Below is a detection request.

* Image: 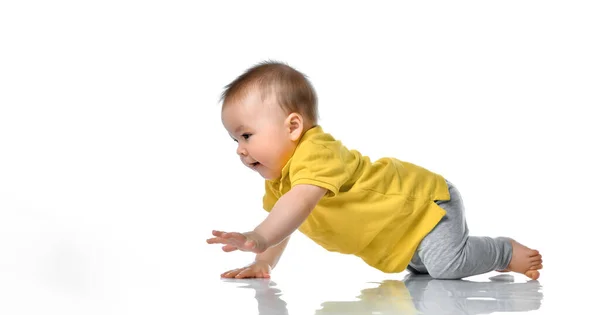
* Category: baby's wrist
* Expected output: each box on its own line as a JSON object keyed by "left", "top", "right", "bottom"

{"left": 242, "top": 231, "right": 269, "bottom": 252}
{"left": 253, "top": 259, "right": 274, "bottom": 268}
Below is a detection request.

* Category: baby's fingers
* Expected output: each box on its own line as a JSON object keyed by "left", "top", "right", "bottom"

{"left": 221, "top": 268, "right": 241, "bottom": 278}
{"left": 222, "top": 244, "right": 239, "bottom": 252}
{"left": 235, "top": 268, "right": 256, "bottom": 279}
{"left": 212, "top": 230, "right": 227, "bottom": 237}
{"left": 206, "top": 237, "right": 224, "bottom": 244}
{"left": 221, "top": 232, "right": 248, "bottom": 243}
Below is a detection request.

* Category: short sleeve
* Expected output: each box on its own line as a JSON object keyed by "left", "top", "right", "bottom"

{"left": 262, "top": 180, "right": 279, "bottom": 212}
{"left": 288, "top": 140, "right": 351, "bottom": 196}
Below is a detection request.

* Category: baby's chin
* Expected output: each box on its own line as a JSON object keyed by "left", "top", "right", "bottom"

{"left": 257, "top": 169, "right": 281, "bottom": 181}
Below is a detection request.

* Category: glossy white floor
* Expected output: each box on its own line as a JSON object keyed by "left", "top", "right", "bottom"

{"left": 216, "top": 273, "right": 544, "bottom": 315}
{"left": 0, "top": 212, "right": 596, "bottom": 315}
{"left": 1, "top": 1, "right": 598, "bottom": 314}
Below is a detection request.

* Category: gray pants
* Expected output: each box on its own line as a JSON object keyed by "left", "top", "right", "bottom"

{"left": 408, "top": 180, "right": 513, "bottom": 279}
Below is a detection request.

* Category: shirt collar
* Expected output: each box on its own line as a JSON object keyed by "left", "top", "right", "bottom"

{"left": 272, "top": 124, "right": 324, "bottom": 184}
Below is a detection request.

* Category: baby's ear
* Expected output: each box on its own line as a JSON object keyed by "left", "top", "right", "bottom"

{"left": 286, "top": 112, "right": 304, "bottom": 141}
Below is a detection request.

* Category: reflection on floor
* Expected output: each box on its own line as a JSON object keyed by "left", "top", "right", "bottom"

{"left": 223, "top": 273, "right": 543, "bottom": 315}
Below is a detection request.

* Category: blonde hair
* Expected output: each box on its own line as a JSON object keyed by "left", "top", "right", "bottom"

{"left": 220, "top": 60, "right": 319, "bottom": 125}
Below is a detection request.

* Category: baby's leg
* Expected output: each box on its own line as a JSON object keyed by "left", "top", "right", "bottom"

{"left": 411, "top": 180, "right": 542, "bottom": 280}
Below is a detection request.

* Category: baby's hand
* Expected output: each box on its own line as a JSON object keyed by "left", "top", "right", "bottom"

{"left": 221, "top": 260, "right": 272, "bottom": 279}
{"left": 206, "top": 230, "right": 267, "bottom": 254}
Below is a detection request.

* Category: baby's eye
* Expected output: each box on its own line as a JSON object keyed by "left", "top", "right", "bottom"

{"left": 242, "top": 133, "right": 252, "bottom": 140}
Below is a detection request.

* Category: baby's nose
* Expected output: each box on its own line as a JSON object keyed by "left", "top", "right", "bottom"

{"left": 236, "top": 145, "right": 247, "bottom": 156}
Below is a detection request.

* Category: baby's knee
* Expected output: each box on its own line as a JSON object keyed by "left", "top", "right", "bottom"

{"left": 428, "top": 270, "right": 463, "bottom": 280}
{"left": 426, "top": 265, "right": 465, "bottom": 280}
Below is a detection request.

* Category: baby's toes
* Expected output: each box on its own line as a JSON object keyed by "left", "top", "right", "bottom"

{"left": 531, "top": 263, "right": 543, "bottom": 270}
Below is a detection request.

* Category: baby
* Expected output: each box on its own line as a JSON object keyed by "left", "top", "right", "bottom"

{"left": 207, "top": 61, "right": 543, "bottom": 280}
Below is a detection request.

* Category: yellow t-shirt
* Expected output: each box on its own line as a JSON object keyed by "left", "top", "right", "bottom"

{"left": 263, "top": 125, "right": 450, "bottom": 273}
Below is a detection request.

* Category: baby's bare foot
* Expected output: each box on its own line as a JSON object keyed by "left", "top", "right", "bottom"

{"left": 503, "top": 239, "right": 543, "bottom": 280}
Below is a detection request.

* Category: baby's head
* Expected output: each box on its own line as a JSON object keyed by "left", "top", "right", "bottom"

{"left": 220, "top": 60, "right": 318, "bottom": 180}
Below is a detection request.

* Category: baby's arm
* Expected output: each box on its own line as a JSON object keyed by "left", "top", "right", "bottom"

{"left": 255, "top": 235, "right": 290, "bottom": 269}
{"left": 246, "top": 184, "right": 326, "bottom": 252}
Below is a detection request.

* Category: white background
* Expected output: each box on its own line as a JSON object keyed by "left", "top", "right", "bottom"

{"left": 1, "top": 1, "right": 598, "bottom": 314}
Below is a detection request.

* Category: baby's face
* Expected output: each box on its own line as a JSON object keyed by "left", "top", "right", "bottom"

{"left": 221, "top": 89, "right": 297, "bottom": 180}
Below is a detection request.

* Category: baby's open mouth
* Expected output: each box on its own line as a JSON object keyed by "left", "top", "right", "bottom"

{"left": 251, "top": 162, "right": 260, "bottom": 167}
